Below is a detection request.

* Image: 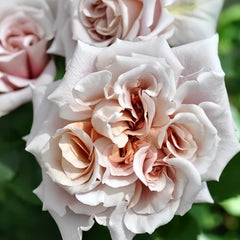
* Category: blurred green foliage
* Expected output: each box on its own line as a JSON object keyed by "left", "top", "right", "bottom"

{"left": 0, "top": 2, "right": 240, "bottom": 240}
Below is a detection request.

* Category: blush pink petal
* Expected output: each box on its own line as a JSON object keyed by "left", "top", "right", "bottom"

{"left": 166, "top": 158, "right": 202, "bottom": 215}
{"left": 44, "top": 123, "right": 102, "bottom": 195}
{"left": 69, "top": 201, "right": 106, "bottom": 216}
{"left": 0, "top": 60, "right": 55, "bottom": 117}
{"left": 49, "top": 41, "right": 103, "bottom": 121}
{"left": 0, "top": 51, "right": 29, "bottom": 80}
{"left": 176, "top": 72, "right": 227, "bottom": 114}
{"left": 132, "top": 182, "right": 175, "bottom": 215}
{"left": 96, "top": 37, "right": 183, "bottom": 80}
{"left": 26, "top": 39, "right": 49, "bottom": 78}
{"left": 172, "top": 35, "right": 223, "bottom": 77}
{"left": 73, "top": 70, "right": 112, "bottom": 106}
{"left": 119, "top": 0, "right": 143, "bottom": 39}
{"left": 49, "top": 209, "right": 93, "bottom": 240}
{"left": 34, "top": 173, "right": 76, "bottom": 217}
{"left": 95, "top": 203, "right": 136, "bottom": 240}
{"left": 92, "top": 99, "right": 129, "bottom": 148}
{"left": 25, "top": 83, "right": 67, "bottom": 164}
{"left": 124, "top": 199, "right": 179, "bottom": 234}
{"left": 0, "top": 40, "right": 48, "bottom": 90}
{"left": 115, "top": 61, "right": 176, "bottom": 105}
{"left": 76, "top": 183, "right": 135, "bottom": 207}
{"left": 94, "top": 137, "right": 138, "bottom": 187}
{"left": 35, "top": 174, "right": 94, "bottom": 240}
{"left": 139, "top": 1, "right": 174, "bottom": 40}
{"left": 200, "top": 101, "right": 240, "bottom": 181}
{"left": 194, "top": 182, "right": 213, "bottom": 203}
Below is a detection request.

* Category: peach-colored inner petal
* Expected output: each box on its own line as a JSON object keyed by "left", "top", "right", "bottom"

{"left": 59, "top": 131, "right": 94, "bottom": 182}
{"left": 163, "top": 123, "right": 198, "bottom": 160}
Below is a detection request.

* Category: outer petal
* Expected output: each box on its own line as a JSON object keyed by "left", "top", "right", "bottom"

{"left": 47, "top": 0, "right": 76, "bottom": 63}
{"left": 25, "top": 80, "right": 68, "bottom": 162}
{"left": 167, "top": 0, "right": 224, "bottom": 46}
{"left": 124, "top": 200, "right": 179, "bottom": 234}
{"left": 200, "top": 101, "right": 240, "bottom": 180}
{"left": 0, "top": 60, "right": 55, "bottom": 118}
{"left": 34, "top": 173, "right": 75, "bottom": 217}
{"left": 167, "top": 158, "right": 202, "bottom": 215}
{"left": 96, "top": 37, "right": 183, "bottom": 80}
{"left": 194, "top": 182, "right": 213, "bottom": 203}
{"left": 175, "top": 68, "right": 240, "bottom": 180}
{"left": 49, "top": 41, "right": 103, "bottom": 121}
{"left": 34, "top": 173, "right": 94, "bottom": 240}
{"left": 172, "top": 35, "right": 223, "bottom": 77}
{"left": 76, "top": 183, "right": 135, "bottom": 208}
{"left": 96, "top": 203, "right": 136, "bottom": 240}
{"left": 49, "top": 210, "right": 84, "bottom": 240}
{"left": 139, "top": 1, "right": 174, "bottom": 40}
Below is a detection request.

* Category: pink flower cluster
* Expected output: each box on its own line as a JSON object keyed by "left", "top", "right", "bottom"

{"left": 0, "top": 0, "right": 236, "bottom": 240}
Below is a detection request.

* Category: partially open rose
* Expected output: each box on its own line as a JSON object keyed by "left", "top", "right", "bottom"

{"left": 50, "top": 0, "right": 223, "bottom": 59}
{"left": 26, "top": 36, "right": 240, "bottom": 239}
{"left": 75, "top": 0, "right": 174, "bottom": 46}
{"left": 48, "top": 0, "right": 173, "bottom": 55}
{"left": 0, "top": 0, "right": 56, "bottom": 117}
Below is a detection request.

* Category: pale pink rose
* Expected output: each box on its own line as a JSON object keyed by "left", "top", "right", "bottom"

{"left": 26, "top": 36, "right": 240, "bottom": 239}
{"left": 49, "top": 0, "right": 173, "bottom": 51}
{"left": 50, "top": 0, "right": 224, "bottom": 55}
{"left": 76, "top": 0, "right": 174, "bottom": 46}
{"left": 0, "top": 0, "right": 56, "bottom": 117}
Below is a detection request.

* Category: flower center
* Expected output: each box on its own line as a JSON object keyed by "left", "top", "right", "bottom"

{"left": 79, "top": 0, "right": 121, "bottom": 42}
{"left": 0, "top": 11, "right": 43, "bottom": 53}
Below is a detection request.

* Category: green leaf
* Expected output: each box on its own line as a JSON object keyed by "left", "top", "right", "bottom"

{"left": 190, "top": 204, "right": 222, "bottom": 231}
{"left": 0, "top": 194, "right": 61, "bottom": 240}
{"left": 208, "top": 152, "right": 240, "bottom": 202}
{"left": 153, "top": 214, "right": 199, "bottom": 240}
{"left": 218, "top": 4, "right": 240, "bottom": 28}
{"left": 198, "top": 233, "right": 239, "bottom": 240}
{"left": 0, "top": 102, "right": 33, "bottom": 141}
{"left": 54, "top": 55, "right": 66, "bottom": 81}
{"left": 0, "top": 162, "right": 15, "bottom": 183}
{"left": 220, "top": 195, "right": 240, "bottom": 217}
{"left": 6, "top": 150, "right": 42, "bottom": 206}
{"left": 83, "top": 223, "right": 111, "bottom": 240}
{"left": 218, "top": 4, "right": 240, "bottom": 85}
{"left": 230, "top": 106, "right": 240, "bottom": 140}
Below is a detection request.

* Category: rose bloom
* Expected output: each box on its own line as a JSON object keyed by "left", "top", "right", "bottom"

{"left": 49, "top": 0, "right": 223, "bottom": 59}
{"left": 0, "top": 0, "right": 56, "bottom": 117}
{"left": 26, "top": 35, "right": 240, "bottom": 239}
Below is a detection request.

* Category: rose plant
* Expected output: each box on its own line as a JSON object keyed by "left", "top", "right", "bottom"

{"left": 0, "top": 0, "right": 57, "bottom": 117}
{"left": 26, "top": 35, "right": 240, "bottom": 240}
